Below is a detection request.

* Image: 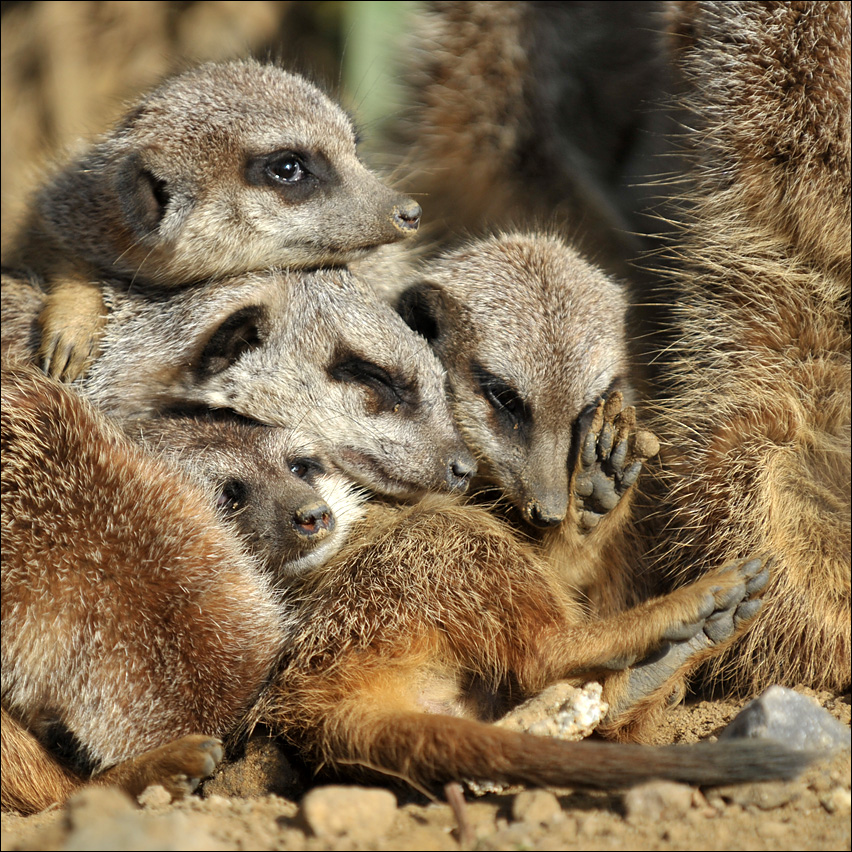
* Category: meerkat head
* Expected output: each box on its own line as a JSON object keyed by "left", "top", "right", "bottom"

{"left": 85, "top": 267, "right": 476, "bottom": 501}
{"left": 41, "top": 60, "right": 420, "bottom": 284}
{"left": 398, "top": 232, "right": 630, "bottom": 528}
{"left": 127, "top": 416, "right": 367, "bottom": 579}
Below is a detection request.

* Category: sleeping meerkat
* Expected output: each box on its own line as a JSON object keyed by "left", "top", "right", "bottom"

{"left": 4, "top": 59, "right": 421, "bottom": 382}
{"left": 1, "top": 267, "right": 476, "bottom": 501}
{"left": 1, "top": 365, "right": 807, "bottom": 810}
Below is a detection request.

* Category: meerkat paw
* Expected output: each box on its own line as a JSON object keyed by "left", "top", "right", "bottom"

{"left": 572, "top": 391, "right": 659, "bottom": 533}
{"left": 604, "top": 555, "right": 770, "bottom": 718}
{"left": 39, "top": 287, "right": 106, "bottom": 382}
{"left": 97, "top": 735, "right": 224, "bottom": 802}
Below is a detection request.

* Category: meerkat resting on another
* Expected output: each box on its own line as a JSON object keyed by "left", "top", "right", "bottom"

{"left": 396, "top": 231, "right": 763, "bottom": 730}
{"left": 125, "top": 415, "right": 367, "bottom": 581}
{"left": 2, "top": 363, "right": 811, "bottom": 811}
{"left": 4, "top": 59, "right": 421, "bottom": 382}
{"left": 399, "top": 232, "right": 656, "bottom": 618}
{"left": 1, "top": 266, "right": 475, "bottom": 501}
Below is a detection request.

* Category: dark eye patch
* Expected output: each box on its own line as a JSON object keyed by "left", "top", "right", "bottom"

{"left": 195, "top": 305, "right": 268, "bottom": 379}
{"left": 245, "top": 149, "right": 330, "bottom": 201}
{"left": 330, "top": 355, "right": 416, "bottom": 413}
{"left": 471, "top": 363, "right": 530, "bottom": 432}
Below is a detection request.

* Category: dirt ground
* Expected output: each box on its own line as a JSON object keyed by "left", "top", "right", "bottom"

{"left": 2, "top": 686, "right": 849, "bottom": 852}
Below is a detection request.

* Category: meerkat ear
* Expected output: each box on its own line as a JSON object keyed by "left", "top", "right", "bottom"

{"left": 396, "top": 281, "right": 448, "bottom": 344}
{"left": 114, "top": 151, "right": 172, "bottom": 240}
{"left": 195, "top": 305, "right": 270, "bottom": 378}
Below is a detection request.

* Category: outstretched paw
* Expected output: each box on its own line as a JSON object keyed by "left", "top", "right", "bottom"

{"left": 572, "top": 391, "right": 659, "bottom": 532}
{"left": 609, "top": 555, "right": 771, "bottom": 716}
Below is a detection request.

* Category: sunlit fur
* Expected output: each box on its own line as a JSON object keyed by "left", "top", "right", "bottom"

{"left": 5, "top": 59, "right": 419, "bottom": 379}
{"left": 1, "top": 267, "right": 473, "bottom": 500}
{"left": 635, "top": 1, "right": 850, "bottom": 709}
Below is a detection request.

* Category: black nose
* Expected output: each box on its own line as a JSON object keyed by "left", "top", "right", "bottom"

{"left": 525, "top": 502, "right": 564, "bottom": 529}
{"left": 392, "top": 199, "right": 422, "bottom": 233}
{"left": 446, "top": 453, "right": 476, "bottom": 493}
{"left": 293, "top": 501, "right": 336, "bottom": 539}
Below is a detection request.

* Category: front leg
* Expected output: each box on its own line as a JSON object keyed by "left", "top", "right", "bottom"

{"left": 531, "top": 554, "right": 770, "bottom": 696}
{"left": 597, "top": 557, "right": 771, "bottom": 741}
{"left": 39, "top": 276, "right": 107, "bottom": 382}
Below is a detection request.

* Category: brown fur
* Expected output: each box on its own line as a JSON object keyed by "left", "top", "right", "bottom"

{"left": 394, "top": 1, "right": 850, "bottom": 738}
{"left": 4, "top": 59, "right": 420, "bottom": 381}
{"left": 631, "top": 0, "right": 851, "bottom": 712}
{"left": 1, "top": 365, "right": 286, "bottom": 809}
{"left": 388, "top": 1, "right": 678, "bottom": 281}
{"left": 1, "top": 364, "right": 802, "bottom": 811}
{"left": 256, "top": 496, "right": 808, "bottom": 791}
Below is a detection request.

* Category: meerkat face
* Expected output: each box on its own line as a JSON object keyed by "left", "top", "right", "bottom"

{"left": 399, "top": 233, "right": 630, "bottom": 528}
{"left": 85, "top": 268, "right": 476, "bottom": 501}
{"left": 43, "top": 60, "right": 420, "bottom": 284}
{"left": 127, "top": 417, "right": 367, "bottom": 579}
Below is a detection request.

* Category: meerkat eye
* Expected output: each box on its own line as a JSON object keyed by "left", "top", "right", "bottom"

{"left": 289, "top": 458, "right": 324, "bottom": 480}
{"left": 217, "top": 479, "right": 249, "bottom": 513}
{"left": 330, "top": 356, "right": 414, "bottom": 413}
{"left": 266, "top": 153, "right": 307, "bottom": 184}
{"left": 472, "top": 365, "right": 529, "bottom": 430}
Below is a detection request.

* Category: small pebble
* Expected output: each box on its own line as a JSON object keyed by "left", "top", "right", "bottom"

{"left": 624, "top": 780, "right": 695, "bottom": 822}
{"left": 299, "top": 785, "right": 397, "bottom": 843}
{"left": 512, "top": 790, "right": 562, "bottom": 825}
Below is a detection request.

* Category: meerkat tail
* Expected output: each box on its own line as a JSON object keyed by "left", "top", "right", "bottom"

{"left": 324, "top": 709, "right": 814, "bottom": 791}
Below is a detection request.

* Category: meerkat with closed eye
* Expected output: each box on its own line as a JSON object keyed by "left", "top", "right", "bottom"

{"left": 1, "top": 264, "right": 476, "bottom": 502}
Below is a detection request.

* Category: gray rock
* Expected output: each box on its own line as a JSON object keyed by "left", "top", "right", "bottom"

{"left": 720, "top": 685, "right": 852, "bottom": 752}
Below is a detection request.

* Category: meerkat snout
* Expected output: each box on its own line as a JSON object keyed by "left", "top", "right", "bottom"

{"left": 391, "top": 198, "right": 422, "bottom": 234}
{"left": 293, "top": 499, "right": 336, "bottom": 540}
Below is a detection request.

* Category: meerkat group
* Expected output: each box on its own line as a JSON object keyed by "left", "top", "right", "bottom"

{"left": 3, "top": 0, "right": 848, "bottom": 815}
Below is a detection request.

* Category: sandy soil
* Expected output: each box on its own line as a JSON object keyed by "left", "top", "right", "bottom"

{"left": 2, "top": 687, "right": 849, "bottom": 852}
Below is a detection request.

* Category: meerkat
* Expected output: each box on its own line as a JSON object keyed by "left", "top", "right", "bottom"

{"left": 397, "top": 232, "right": 657, "bottom": 618}
{"left": 124, "top": 415, "right": 367, "bottom": 580}
{"left": 1, "top": 266, "right": 476, "bottom": 500}
{"left": 625, "top": 0, "right": 850, "bottom": 721}
{"left": 254, "top": 495, "right": 808, "bottom": 793}
{"left": 3, "top": 59, "right": 421, "bottom": 382}
{"left": 2, "top": 365, "right": 347, "bottom": 811}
